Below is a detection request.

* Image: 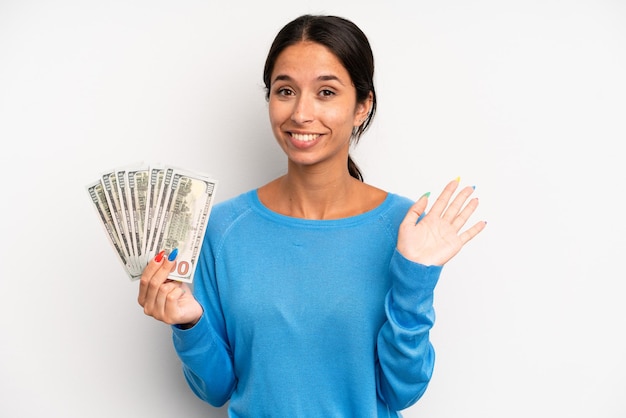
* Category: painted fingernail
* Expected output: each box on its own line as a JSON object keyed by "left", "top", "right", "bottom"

{"left": 154, "top": 250, "right": 165, "bottom": 262}
{"left": 455, "top": 176, "right": 461, "bottom": 183}
{"left": 472, "top": 185, "right": 476, "bottom": 190}
{"left": 168, "top": 248, "right": 179, "bottom": 261}
{"left": 421, "top": 192, "right": 431, "bottom": 198}
{"left": 417, "top": 212, "right": 426, "bottom": 224}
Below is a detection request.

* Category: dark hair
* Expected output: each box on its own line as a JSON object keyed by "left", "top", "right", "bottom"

{"left": 263, "top": 15, "right": 377, "bottom": 181}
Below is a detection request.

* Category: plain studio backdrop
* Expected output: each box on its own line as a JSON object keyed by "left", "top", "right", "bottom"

{"left": 1, "top": 1, "right": 624, "bottom": 417}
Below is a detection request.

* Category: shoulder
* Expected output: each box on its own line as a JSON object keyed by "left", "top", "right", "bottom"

{"left": 354, "top": 180, "right": 415, "bottom": 225}
{"left": 206, "top": 190, "right": 256, "bottom": 235}
{"left": 361, "top": 180, "right": 413, "bottom": 214}
{"left": 385, "top": 192, "right": 414, "bottom": 210}
{"left": 379, "top": 192, "right": 413, "bottom": 224}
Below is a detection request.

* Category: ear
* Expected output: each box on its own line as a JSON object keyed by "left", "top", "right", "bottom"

{"left": 354, "top": 91, "right": 373, "bottom": 127}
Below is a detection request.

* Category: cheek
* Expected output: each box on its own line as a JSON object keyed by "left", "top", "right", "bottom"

{"left": 325, "top": 98, "right": 359, "bottom": 126}
{"left": 268, "top": 102, "right": 288, "bottom": 143}
{"left": 326, "top": 107, "right": 358, "bottom": 129}
{"left": 268, "top": 100, "right": 289, "bottom": 126}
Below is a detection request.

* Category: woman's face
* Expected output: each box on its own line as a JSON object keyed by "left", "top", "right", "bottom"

{"left": 268, "top": 41, "right": 370, "bottom": 171}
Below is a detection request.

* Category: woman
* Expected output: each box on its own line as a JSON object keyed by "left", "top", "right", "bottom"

{"left": 139, "top": 14, "right": 486, "bottom": 417}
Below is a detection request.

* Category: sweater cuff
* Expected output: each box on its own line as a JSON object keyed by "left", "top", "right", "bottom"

{"left": 388, "top": 249, "right": 442, "bottom": 329}
{"left": 171, "top": 313, "right": 214, "bottom": 353}
{"left": 391, "top": 249, "right": 441, "bottom": 293}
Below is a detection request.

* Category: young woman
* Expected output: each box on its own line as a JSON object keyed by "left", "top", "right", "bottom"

{"left": 138, "top": 14, "right": 486, "bottom": 417}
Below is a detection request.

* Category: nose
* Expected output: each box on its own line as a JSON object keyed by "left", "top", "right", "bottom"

{"left": 290, "top": 96, "right": 314, "bottom": 124}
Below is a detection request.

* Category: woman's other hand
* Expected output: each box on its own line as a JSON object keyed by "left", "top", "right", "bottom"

{"left": 397, "top": 178, "right": 486, "bottom": 266}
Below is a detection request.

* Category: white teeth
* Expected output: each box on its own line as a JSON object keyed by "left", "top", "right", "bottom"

{"left": 291, "top": 133, "right": 318, "bottom": 142}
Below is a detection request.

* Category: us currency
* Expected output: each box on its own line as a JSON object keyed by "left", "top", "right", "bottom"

{"left": 156, "top": 169, "right": 217, "bottom": 283}
{"left": 87, "top": 164, "right": 217, "bottom": 283}
{"left": 145, "top": 166, "right": 174, "bottom": 261}
{"left": 143, "top": 166, "right": 164, "bottom": 259}
{"left": 127, "top": 167, "right": 150, "bottom": 266}
{"left": 116, "top": 169, "right": 139, "bottom": 270}
{"left": 87, "top": 181, "right": 136, "bottom": 279}
{"left": 101, "top": 171, "right": 140, "bottom": 276}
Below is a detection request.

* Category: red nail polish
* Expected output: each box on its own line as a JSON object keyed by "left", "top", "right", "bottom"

{"left": 154, "top": 250, "right": 165, "bottom": 262}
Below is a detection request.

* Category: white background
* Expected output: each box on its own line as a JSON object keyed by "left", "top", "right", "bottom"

{"left": 1, "top": 1, "right": 625, "bottom": 417}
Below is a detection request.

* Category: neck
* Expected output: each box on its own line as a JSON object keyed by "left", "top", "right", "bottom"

{"left": 278, "top": 160, "right": 358, "bottom": 219}
{"left": 257, "top": 158, "right": 386, "bottom": 221}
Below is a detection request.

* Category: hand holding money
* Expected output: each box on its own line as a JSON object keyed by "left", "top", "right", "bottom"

{"left": 87, "top": 164, "right": 217, "bottom": 283}
{"left": 137, "top": 251, "right": 204, "bottom": 326}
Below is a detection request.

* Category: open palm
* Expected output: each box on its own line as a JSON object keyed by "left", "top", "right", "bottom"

{"left": 397, "top": 178, "right": 486, "bottom": 266}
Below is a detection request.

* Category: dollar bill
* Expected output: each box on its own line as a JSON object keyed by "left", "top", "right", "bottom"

{"left": 101, "top": 171, "right": 140, "bottom": 275}
{"left": 145, "top": 166, "right": 174, "bottom": 260}
{"left": 156, "top": 169, "right": 217, "bottom": 283}
{"left": 116, "top": 169, "right": 139, "bottom": 269}
{"left": 87, "top": 181, "right": 136, "bottom": 279}
{"left": 87, "top": 164, "right": 217, "bottom": 283}
{"left": 142, "top": 166, "right": 164, "bottom": 261}
{"left": 127, "top": 167, "right": 150, "bottom": 266}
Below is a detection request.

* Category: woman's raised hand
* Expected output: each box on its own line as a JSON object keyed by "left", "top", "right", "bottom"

{"left": 397, "top": 178, "right": 486, "bottom": 266}
{"left": 138, "top": 250, "right": 203, "bottom": 327}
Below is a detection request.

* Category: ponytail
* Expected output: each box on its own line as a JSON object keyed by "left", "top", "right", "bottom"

{"left": 347, "top": 155, "right": 363, "bottom": 182}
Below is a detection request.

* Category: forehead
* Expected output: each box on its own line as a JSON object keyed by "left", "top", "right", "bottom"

{"left": 272, "top": 41, "right": 351, "bottom": 82}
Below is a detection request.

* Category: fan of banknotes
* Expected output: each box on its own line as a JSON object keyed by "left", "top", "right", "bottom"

{"left": 87, "top": 164, "right": 218, "bottom": 283}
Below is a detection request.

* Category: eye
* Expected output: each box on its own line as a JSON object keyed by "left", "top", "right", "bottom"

{"left": 319, "top": 89, "right": 335, "bottom": 97}
{"left": 275, "top": 87, "right": 294, "bottom": 96}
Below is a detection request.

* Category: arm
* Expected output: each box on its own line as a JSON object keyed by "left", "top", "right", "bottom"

{"left": 172, "top": 314, "right": 236, "bottom": 406}
{"left": 170, "top": 241, "right": 237, "bottom": 407}
{"left": 376, "top": 178, "right": 486, "bottom": 409}
{"left": 138, "top": 245, "right": 237, "bottom": 407}
{"left": 376, "top": 251, "right": 441, "bottom": 410}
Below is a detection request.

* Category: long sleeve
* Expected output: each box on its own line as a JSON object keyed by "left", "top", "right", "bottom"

{"left": 171, "top": 229, "right": 237, "bottom": 407}
{"left": 376, "top": 249, "right": 442, "bottom": 411}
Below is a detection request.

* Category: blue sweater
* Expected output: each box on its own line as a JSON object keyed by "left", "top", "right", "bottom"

{"left": 172, "top": 190, "right": 442, "bottom": 417}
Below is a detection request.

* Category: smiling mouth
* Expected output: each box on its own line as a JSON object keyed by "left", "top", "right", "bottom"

{"left": 290, "top": 133, "right": 320, "bottom": 142}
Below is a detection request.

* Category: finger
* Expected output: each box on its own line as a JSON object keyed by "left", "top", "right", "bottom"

{"left": 138, "top": 250, "right": 166, "bottom": 306}
{"left": 429, "top": 178, "right": 460, "bottom": 217}
{"left": 142, "top": 257, "right": 177, "bottom": 313}
{"left": 143, "top": 249, "right": 179, "bottom": 313}
{"left": 401, "top": 193, "right": 429, "bottom": 226}
{"left": 451, "top": 196, "right": 479, "bottom": 231}
{"left": 153, "top": 281, "right": 185, "bottom": 322}
{"left": 442, "top": 185, "right": 475, "bottom": 223}
{"left": 459, "top": 220, "right": 487, "bottom": 244}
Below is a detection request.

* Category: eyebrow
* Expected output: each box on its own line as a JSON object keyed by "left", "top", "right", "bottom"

{"left": 272, "top": 74, "right": 345, "bottom": 85}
